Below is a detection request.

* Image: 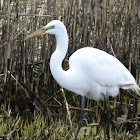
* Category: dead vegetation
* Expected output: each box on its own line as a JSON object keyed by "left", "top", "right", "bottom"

{"left": 0, "top": 0, "right": 140, "bottom": 139}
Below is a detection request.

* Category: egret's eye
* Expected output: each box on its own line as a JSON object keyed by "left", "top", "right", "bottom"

{"left": 50, "top": 25, "right": 55, "bottom": 29}
{"left": 44, "top": 25, "right": 55, "bottom": 30}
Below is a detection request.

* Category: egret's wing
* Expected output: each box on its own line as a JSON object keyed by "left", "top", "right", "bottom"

{"left": 69, "top": 47, "right": 136, "bottom": 87}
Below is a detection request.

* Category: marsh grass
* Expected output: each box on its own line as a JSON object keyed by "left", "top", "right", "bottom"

{"left": 0, "top": 0, "right": 140, "bottom": 139}
{"left": 0, "top": 100, "right": 139, "bottom": 139}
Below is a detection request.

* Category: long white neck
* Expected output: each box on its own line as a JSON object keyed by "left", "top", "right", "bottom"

{"left": 50, "top": 29, "right": 69, "bottom": 88}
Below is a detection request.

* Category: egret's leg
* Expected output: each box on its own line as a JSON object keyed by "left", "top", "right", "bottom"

{"left": 74, "top": 96, "right": 85, "bottom": 140}
{"left": 104, "top": 95, "right": 110, "bottom": 140}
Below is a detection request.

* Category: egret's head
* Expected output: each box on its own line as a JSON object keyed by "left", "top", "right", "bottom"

{"left": 25, "top": 20, "right": 66, "bottom": 40}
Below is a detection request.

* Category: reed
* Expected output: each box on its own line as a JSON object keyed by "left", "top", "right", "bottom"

{"left": 0, "top": 0, "right": 140, "bottom": 139}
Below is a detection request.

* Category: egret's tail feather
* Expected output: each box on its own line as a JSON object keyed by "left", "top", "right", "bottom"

{"left": 121, "top": 84, "right": 140, "bottom": 96}
{"left": 131, "top": 84, "right": 140, "bottom": 96}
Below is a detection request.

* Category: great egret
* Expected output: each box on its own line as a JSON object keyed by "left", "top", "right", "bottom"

{"left": 25, "top": 20, "right": 140, "bottom": 140}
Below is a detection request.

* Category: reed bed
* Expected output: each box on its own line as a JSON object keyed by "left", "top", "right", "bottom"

{"left": 0, "top": 0, "right": 140, "bottom": 139}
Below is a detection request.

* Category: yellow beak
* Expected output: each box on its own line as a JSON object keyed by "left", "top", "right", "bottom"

{"left": 24, "top": 28, "right": 46, "bottom": 40}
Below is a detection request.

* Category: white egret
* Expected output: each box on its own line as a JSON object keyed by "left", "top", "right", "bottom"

{"left": 25, "top": 20, "right": 140, "bottom": 140}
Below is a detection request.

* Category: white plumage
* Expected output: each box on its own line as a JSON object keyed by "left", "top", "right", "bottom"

{"left": 25, "top": 20, "right": 140, "bottom": 140}
{"left": 25, "top": 20, "right": 140, "bottom": 99}
{"left": 44, "top": 20, "right": 140, "bottom": 100}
